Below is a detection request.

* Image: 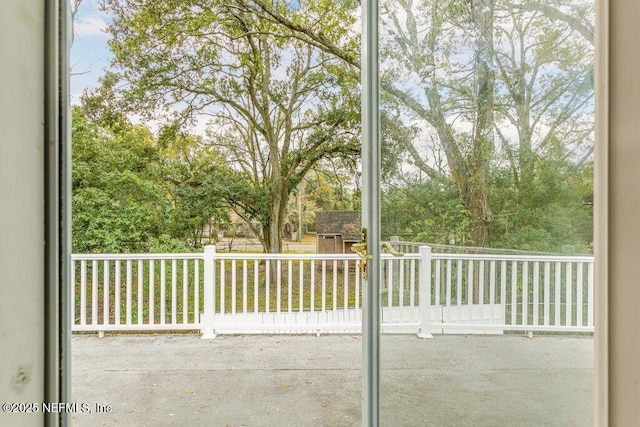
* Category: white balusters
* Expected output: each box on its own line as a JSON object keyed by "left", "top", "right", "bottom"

{"left": 115, "top": 260, "right": 121, "bottom": 325}
{"left": 183, "top": 259, "right": 189, "bottom": 323}
{"left": 126, "top": 260, "right": 132, "bottom": 325}
{"left": 321, "top": 260, "right": 326, "bottom": 312}
{"left": 242, "top": 260, "right": 248, "bottom": 315}
{"left": 332, "top": 259, "right": 338, "bottom": 312}
{"left": 70, "top": 251, "right": 593, "bottom": 335}
{"left": 555, "top": 262, "right": 561, "bottom": 326}
{"left": 92, "top": 260, "right": 98, "bottom": 325}
{"left": 220, "top": 258, "right": 225, "bottom": 314}
{"left": 299, "top": 260, "right": 304, "bottom": 313}
{"left": 253, "top": 260, "right": 259, "bottom": 314}
{"left": 138, "top": 260, "right": 143, "bottom": 325}
{"left": 160, "top": 260, "right": 166, "bottom": 325}
{"left": 522, "top": 261, "right": 528, "bottom": 326}
{"left": 149, "top": 260, "right": 154, "bottom": 325}
{"left": 80, "top": 260, "right": 86, "bottom": 326}
{"left": 489, "top": 261, "right": 496, "bottom": 325}
{"left": 577, "top": 262, "right": 584, "bottom": 327}
{"left": 533, "top": 261, "right": 540, "bottom": 327}
{"left": 232, "top": 259, "right": 237, "bottom": 315}
{"left": 103, "top": 260, "right": 110, "bottom": 326}
{"left": 543, "top": 262, "right": 550, "bottom": 326}
{"left": 194, "top": 259, "right": 200, "bottom": 324}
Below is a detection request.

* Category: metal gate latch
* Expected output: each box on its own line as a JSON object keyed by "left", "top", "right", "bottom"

{"left": 352, "top": 228, "right": 372, "bottom": 280}
{"left": 352, "top": 228, "right": 405, "bottom": 280}
{"left": 352, "top": 242, "right": 372, "bottom": 280}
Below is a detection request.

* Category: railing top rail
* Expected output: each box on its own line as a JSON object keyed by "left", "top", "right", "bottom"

{"left": 432, "top": 253, "right": 594, "bottom": 262}
{"left": 214, "top": 253, "right": 421, "bottom": 260}
{"left": 71, "top": 253, "right": 204, "bottom": 261}
{"left": 393, "top": 240, "right": 593, "bottom": 257}
{"left": 70, "top": 251, "right": 591, "bottom": 263}
{"left": 70, "top": 252, "right": 423, "bottom": 261}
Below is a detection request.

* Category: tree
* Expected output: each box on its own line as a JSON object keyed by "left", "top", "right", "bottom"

{"left": 239, "top": 0, "right": 499, "bottom": 245}
{"left": 99, "top": 0, "right": 594, "bottom": 252}
{"left": 71, "top": 0, "right": 83, "bottom": 46}
{"left": 512, "top": 0, "right": 594, "bottom": 46}
{"left": 240, "top": 0, "right": 594, "bottom": 252}
{"left": 492, "top": 1, "right": 594, "bottom": 182}
{"left": 158, "top": 127, "right": 231, "bottom": 248}
{"left": 490, "top": 156, "right": 593, "bottom": 253}
{"left": 379, "top": 0, "right": 497, "bottom": 246}
{"left": 381, "top": 177, "right": 471, "bottom": 244}
{"left": 73, "top": 85, "right": 233, "bottom": 253}
{"left": 103, "top": 0, "right": 360, "bottom": 252}
{"left": 71, "top": 105, "right": 187, "bottom": 253}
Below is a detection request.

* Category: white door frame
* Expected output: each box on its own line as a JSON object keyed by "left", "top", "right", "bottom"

{"left": 361, "top": 0, "right": 381, "bottom": 424}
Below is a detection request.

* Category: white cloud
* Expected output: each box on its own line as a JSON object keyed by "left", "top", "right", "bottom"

{"left": 74, "top": 14, "right": 109, "bottom": 40}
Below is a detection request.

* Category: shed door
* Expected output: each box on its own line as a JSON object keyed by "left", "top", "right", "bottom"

{"left": 321, "top": 235, "right": 337, "bottom": 253}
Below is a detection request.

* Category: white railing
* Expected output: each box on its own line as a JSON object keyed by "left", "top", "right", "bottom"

{"left": 202, "top": 249, "right": 364, "bottom": 337}
{"left": 71, "top": 247, "right": 594, "bottom": 337}
{"left": 71, "top": 253, "right": 203, "bottom": 333}
{"left": 430, "top": 253, "right": 594, "bottom": 334}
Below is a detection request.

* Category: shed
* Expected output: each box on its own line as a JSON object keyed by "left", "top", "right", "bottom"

{"left": 315, "top": 210, "right": 361, "bottom": 254}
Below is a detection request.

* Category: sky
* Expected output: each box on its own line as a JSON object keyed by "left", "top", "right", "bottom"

{"left": 70, "top": 0, "right": 112, "bottom": 103}
{"left": 69, "top": 0, "right": 187, "bottom": 132}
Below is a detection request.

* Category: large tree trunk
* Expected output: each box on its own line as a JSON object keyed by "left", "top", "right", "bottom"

{"left": 260, "top": 183, "right": 288, "bottom": 253}
{"left": 468, "top": 0, "right": 495, "bottom": 248}
{"left": 260, "top": 188, "right": 286, "bottom": 300}
{"left": 266, "top": 214, "right": 283, "bottom": 254}
{"left": 422, "top": 0, "right": 494, "bottom": 248}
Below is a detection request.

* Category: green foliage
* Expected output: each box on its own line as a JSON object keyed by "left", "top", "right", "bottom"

{"left": 158, "top": 128, "right": 232, "bottom": 246}
{"left": 490, "top": 156, "right": 593, "bottom": 253}
{"left": 72, "top": 106, "right": 175, "bottom": 252}
{"left": 381, "top": 154, "right": 593, "bottom": 253}
{"left": 303, "top": 166, "right": 359, "bottom": 212}
{"left": 72, "top": 103, "right": 232, "bottom": 253}
{"left": 382, "top": 178, "right": 471, "bottom": 245}
{"left": 355, "top": 146, "right": 594, "bottom": 253}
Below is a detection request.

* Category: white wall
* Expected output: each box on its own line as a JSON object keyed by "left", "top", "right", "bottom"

{"left": 0, "top": 1, "right": 45, "bottom": 425}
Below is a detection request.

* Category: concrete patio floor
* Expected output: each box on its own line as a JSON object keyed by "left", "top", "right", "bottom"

{"left": 71, "top": 334, "right": 593, "bottom": 426}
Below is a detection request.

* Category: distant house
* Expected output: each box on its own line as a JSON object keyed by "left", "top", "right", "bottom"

{"left": 315, "top": 211, "right": 361, "bottom": 254}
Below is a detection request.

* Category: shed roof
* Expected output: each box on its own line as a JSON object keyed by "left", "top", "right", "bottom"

{"left": 315, "top": 211, "right": 361, "bottom": 241}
